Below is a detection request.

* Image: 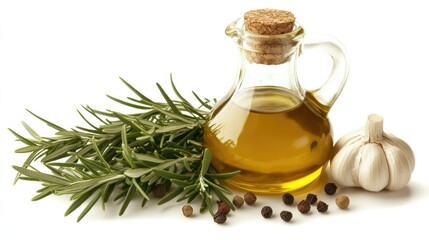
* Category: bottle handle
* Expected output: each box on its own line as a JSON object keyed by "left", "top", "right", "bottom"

{"left": 299, "top": 34, "right": 349, "bottom": 112}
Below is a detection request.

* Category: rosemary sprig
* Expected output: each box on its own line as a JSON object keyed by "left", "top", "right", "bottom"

{"left": 10, "top": 76, "right": 239, "bottom": 222}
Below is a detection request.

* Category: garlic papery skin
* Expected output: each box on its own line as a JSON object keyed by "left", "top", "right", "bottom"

{"left": 330, "top": 114, "right": 415, "bottom": 192}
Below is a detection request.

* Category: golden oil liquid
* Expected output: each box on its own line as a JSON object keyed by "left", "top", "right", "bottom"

{"left": 203, "top": 86, "right": 333, "bottom": 194}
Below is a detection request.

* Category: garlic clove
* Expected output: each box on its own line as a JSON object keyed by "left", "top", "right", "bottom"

{"left": 332, "top": 128, "right": 364, "bottom": 155}
{"left": 357, "top": 143, "right": 389, "bottom": 192}
{"left": 331, "top": 141, "right": 364, "bottom": 187}
{"left": 384, "top": 133, "right": 415, "bottom": 171}
{"left": 383, "top": 143, "right": 414, "bottom": 190}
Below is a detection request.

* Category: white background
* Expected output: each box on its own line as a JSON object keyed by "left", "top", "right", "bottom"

{"left": 1, "top": 0, "right": 428, "bottom": 239}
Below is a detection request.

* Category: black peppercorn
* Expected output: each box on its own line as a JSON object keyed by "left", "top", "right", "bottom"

{"left": 317, "top": 201, "right": 328, "bottom": 213}
{"left": 233, "top": 195, "right": 244, "bottom": 208}
{"left": 282, "top": 193, "right": 294, "bottom": 205}
{"left": 324, "top": 183, "right": 337, "bottom": 195}
{"left": 217, "top": 201, "right": 231, "bottom": 215}
{"left": 298, "top": 200, "right": 311, "bottom": 214}
{"left": 152, "top": 183, "right": 167, "bottom": 198}
{"left": 280, "top": 210, "right": 293, "bottom": 222}
{"left": 306, "top": 193, "right": 318, "bottom": 205}
{"left": 261, "top": 206, "right": 273, "bottom": 218}
{"left": 213, "top": 212, "right": 227, "bottom": 224}
{"left": 244, "top": 192, "right": 257, "bottom": 205}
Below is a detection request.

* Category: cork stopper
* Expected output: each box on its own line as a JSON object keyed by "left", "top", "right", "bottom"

{"left": 243, "top": 9, "right": 297, "bottom": 65}
{"left": 244, "top": 9, "right": 295, "bottom": 35}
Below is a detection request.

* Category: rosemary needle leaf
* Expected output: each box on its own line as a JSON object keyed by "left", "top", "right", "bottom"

{"left": 170, "top": 74, "right": 190, "bottom": 105}
{"left": 76, "top": 109, "right": 98, "bottom": 130}
{"left": 26, "top": 109, "right": 65, "bottom": 132}
{"left": 153, "top": 168, "right": 189, "bottom": 180}
{"left": 30, "top": 149, "right": 48, "bottom": 162}
{"left": 183, "top": 183, "right": 199, "bottom": 191}
{"left": 119, "top": 76, "right": 154, "bottom": 104}
{"left": 113, "top": 190, "right": 127, "bottom": 202}
{"left": 156, "top": 82, "right": 181, "bottom": 115}
{"left": 192, "top": 91, "right": 213, "bottom": 110}
{"left": 200, "top": 148, "right": 211, "bottom": 176}
{"left": 157, "top": 187, "right": 183, "bottom": 205}
{"left": 132, "top": 178, "right": 150, "bottom": 200}
{"left": 44, "top": 163, "right": 65, "bottom": 177}
{"left": 32, "top": 186, "right": 55, "bottom": 201}
{"left": 155, "top": 123, "right": 195, "bottom": 134}
{"left": 141, "top": 197, "right": 149, "bottom": 208}
{"left": 40, "top": 141, "right": 84, "bottom": 163}
{"left": 183, "top": 159, "right": 193, "bottom": 172}
{"left": 13, "top": 166, "right": 70, "bottom": 185}
{"left": 106, "top": 95, "right": 148, "bottom": 110}
{"left": 92, "top": 137, "right": 113, "bottom": 174}
{"left": 170, "top": 179, "right": 192, "bottom": 188}
{"left": 121, "top": 126, "right": 136, "bottom": 169}
{"left": 151, "top": 106, "right": 194, "bottom": 124}
{"left": 47, "top": 162, "right": 85, "bottom": 168}
{"left": 204, "top": 178, "right": 233, "bottom": 195}
{"left": 203, "top": 192, "right": 214, "bottom": 215}
{"left": 72, "top": 175, "right": 124, "bottom": 195}
{"left": 65, "top": 145, "right": 93, "bottom": 163}
{"left": 124, "top": 168, "right": 151, "bottom": 178}
{"left": 21, "top": 121, "right": 42, "bottom": 141}
{"left": 64, "top": 189, "right": 95, "bottom": 217}
{"left": 206, "top": 170, "right": 241, "bottom": 180}
{"left": 101, "top": 183, "right": 116, "bottom": 210}
{"left": 112, "top": 112, "right": 142, "bottom": 132}
{"left": 199, "top": 195, "right": 207, "bottom": 213}
{"left": 148, "top": 174, "right": 160, "bottom": 186}
{"left": 80, "top": 105, "right": 107, "bottom": 125}
{"left": 8, "top": 128, "right": 37, "bottom": 146}
{"left": 183, "top": 187, "right": 200, "bottom": 200}
{"left": 187, "top": 191, "right": 200, "bottom": 204}
{"left": 77, "top": 189, "right": 102, "bottom": 222}
{"left": 14, "top": 145, "right": 41, "bottom": 153}
{"left": 132, "top": 152, "right": 164, "bottom": 164}
{"left": 140, "top": 171, "right": 157, "bottom": 183}
{"left": 119, "top": 185, "right": 136, "bottom": 216}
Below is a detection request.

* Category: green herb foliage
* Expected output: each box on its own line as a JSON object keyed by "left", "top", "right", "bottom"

{"left": 10, "top": 76, "right": 239, "bottom": 222}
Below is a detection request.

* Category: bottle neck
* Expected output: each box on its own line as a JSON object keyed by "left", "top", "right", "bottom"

{"left": 235, "top": 49, "right": 304, "bottom": 100}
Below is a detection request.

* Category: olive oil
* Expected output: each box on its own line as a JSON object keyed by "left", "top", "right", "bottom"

{"left": 204, "top": 86, "right": 333, "bottom": 194}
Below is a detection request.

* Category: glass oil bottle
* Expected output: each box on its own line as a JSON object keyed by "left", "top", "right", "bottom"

{"left": 203, "top": 9, "right": 349, "bottom": 194}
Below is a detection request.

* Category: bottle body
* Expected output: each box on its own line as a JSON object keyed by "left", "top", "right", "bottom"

{"left": 204, "top": 86, "right": 333, "bottom": 193}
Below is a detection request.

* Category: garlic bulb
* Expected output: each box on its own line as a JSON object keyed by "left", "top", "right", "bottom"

{"left": 330, "top": 114, "right": 415, "bottom": 192}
